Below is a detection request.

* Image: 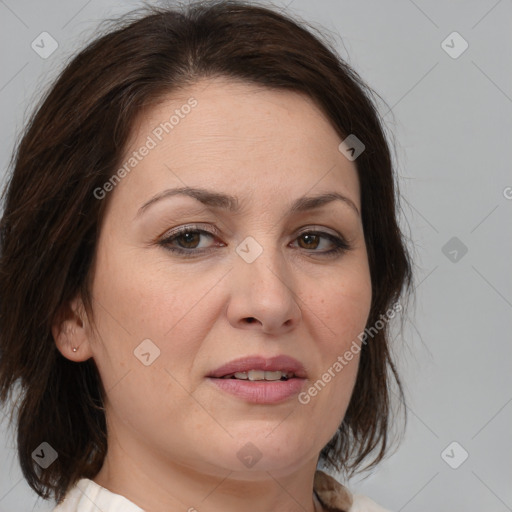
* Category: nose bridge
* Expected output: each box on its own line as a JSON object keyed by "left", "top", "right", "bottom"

{"left": 229, "top": 232, "right": 301, "bottom": 333}
{"left": 235, "top": 233, "right": 287, "bottom": 288}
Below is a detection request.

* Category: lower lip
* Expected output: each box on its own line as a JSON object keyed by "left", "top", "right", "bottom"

{"left": 207, "top": 377, "right": 306, "bottom": 404}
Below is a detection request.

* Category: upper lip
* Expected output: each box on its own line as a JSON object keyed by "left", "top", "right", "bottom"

{"left": 208, "top": 355, "right": 307, "bottom": 379}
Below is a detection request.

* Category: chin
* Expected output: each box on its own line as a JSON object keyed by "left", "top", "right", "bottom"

{"left": 211, "top": 435, "right": 313, "bottom": 475}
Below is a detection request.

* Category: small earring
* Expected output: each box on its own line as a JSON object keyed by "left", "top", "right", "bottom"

{"left": 72, "top": 347, "right": 78, "bottom": 352}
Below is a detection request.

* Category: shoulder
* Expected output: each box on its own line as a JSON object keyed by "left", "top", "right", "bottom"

{"left": 51, "top": 478, "right": 144, "bottom": 512}
{"left": 314, "top": 470, "right": 392, "bottom": 512}
{"left": 52, "top": 479, "right": 85, "bottom": 512}
{"left": 350, "top": 494, "right": 393, "bottom": 512}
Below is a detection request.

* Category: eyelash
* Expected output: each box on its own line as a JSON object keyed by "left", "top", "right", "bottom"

{"left": 158, "top": 224, "right": 351, "bottom": 259}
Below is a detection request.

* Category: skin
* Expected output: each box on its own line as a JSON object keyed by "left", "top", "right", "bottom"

{"left": 53, "top": 77, "right": 372, "bottom": 512}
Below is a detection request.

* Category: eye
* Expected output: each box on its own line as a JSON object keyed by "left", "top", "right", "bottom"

{"left": 292, "top": 230, "right": 351, "bottom": 257}
{"left": 158, "top": 224, "right": 351, "bottom": 258}
{"left": 159, "top": 225, "right": 221, "bottom": 254}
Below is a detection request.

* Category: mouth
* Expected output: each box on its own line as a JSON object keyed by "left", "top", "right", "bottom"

{"left": 207, "top": 373, "right": 306, "bottom": 404}
{"left": 206, "top": 356, "right": 307, "bottom": 404}
{"left": 217, "top": 370, "right": 298, "bottom": 381}
{"left": 207, "top": 354, "right": 307, "bottom": 380}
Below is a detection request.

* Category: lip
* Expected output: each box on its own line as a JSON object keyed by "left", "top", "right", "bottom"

{"left": 207, "top": 354, "right": 307, "bottom": 404}
{"left": 207, "top": 354, "right": 307, "bottom": 379}
{"left": 208, "top": 377, "right": 306, "bottom": 404}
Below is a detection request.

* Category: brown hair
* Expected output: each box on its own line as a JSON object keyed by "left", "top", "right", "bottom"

{"left": 0, "top": 0, "right": 413, "bottom": 504}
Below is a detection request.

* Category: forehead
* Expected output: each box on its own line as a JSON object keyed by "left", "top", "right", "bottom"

{"left": 113, "top": 77, "right": 360, "bottom": 213}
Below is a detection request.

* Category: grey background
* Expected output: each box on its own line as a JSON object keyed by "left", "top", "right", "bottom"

{"left": 0, "top": 0, "right": 511, "bottom": 511}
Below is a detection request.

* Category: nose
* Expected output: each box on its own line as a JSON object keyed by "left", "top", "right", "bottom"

{"left": 226, "top": 241, "right": 302, "bottom": 335}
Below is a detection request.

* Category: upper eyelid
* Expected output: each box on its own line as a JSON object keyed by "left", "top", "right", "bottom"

{"left": 160, "top": 223, "right": 220, "bottom": 240}
{"left": 160, "top": 224, "right": 349, "bottom": 249}
{"left": 158, "top": 225, "right": 352, "bottom": 261}
{"left": 161, "top": 224, "right": 345, "bottom": 240}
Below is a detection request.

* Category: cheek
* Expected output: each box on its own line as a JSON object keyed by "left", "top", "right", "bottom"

{"left": 92, "top": 236, "right": 218, "bottom": 341}
{"left": 301, "top": 259, "right": 371, "bottom": 418}
{"left": 89, "top": 239, "right": 227, "bottom": 403}
{"left": 88, "top": 248, "right": 211, "bottom": 431}
{"left": 317, "top": 259, "right": 372, "bottom": 348}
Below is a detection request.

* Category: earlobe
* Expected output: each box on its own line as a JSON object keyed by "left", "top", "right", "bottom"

{"left": 52, "top": 296, "right": 93, "bottom": 362}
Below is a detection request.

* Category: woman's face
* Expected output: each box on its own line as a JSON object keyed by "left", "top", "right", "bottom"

{"left": 73, "top": 77, "right": 372, "bottom": 479}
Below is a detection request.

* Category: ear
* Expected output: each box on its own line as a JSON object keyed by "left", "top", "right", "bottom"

{"left": 52, "top": 295, "right": 94, "bottom": 362}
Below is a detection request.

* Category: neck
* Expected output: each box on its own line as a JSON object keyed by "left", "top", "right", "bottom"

{"left": 93, "top": 434, "right": 322, "bottom": 512}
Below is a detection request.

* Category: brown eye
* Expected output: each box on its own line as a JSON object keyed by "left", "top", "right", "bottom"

{"left": 159, "top": 226, "right": 221, "bottom": 257}
{"left": 298, "top": 233, "right": 321, "bottom": 250}
{"left": 292, "top": 230, "right": 351, "bottom": 257}
{"left": 174, "top": 231, "right": 202, "bottom": 249}
{"left": 159, "top": 225, "right": 350, "bottom": 259}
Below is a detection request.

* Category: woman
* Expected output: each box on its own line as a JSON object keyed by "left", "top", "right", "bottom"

{"left": 0, "top": 1, "right": 413, "bottom": 511}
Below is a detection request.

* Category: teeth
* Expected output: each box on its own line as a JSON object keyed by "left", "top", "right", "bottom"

{"left": 247, "top": 370, "right": 281, "bottom": 381}
{"left": 223, "top": 370, "right": 294, "bottom": 381}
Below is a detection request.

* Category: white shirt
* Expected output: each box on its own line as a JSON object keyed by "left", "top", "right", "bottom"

{"left": 52, "top": 474, "right": 391, "bottom": 512}
{"left": 52, "top": 478, "right": 143, "bottom": 512}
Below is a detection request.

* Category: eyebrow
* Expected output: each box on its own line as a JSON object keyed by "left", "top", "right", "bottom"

{"left": 135, "top": 186, "right": 360, "bottom": 219}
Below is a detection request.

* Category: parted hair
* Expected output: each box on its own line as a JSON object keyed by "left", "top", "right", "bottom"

{"left": 0, "top": 0, "right": 413, "bottom": 504}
